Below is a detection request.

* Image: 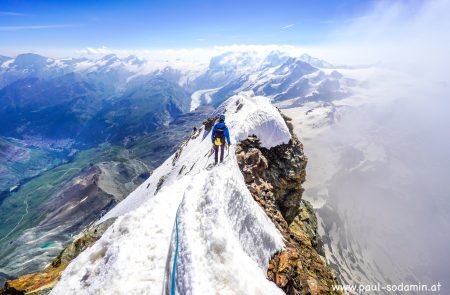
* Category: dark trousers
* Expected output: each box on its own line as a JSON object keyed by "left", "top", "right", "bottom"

{"left": 214, "top": 144, "right": 225, "bottom": 164}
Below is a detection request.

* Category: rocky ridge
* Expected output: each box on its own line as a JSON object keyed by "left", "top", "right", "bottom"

{"left": 1, "top": 112, "right": 341, "bottom": 295}
{"left": 236, "top": 113, "right": 341, "bottom": 295}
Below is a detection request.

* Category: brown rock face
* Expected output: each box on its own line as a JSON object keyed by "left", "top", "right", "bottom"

{"left": 202, "top": 116, "right": 216, "bottom": 131}
{"left": 236, "top": 114, "right": 341, "bottom": 295}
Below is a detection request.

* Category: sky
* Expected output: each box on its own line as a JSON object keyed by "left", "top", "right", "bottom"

{"left": 0, "top": 0, "right": 422, "bottom": 59}
{"left": 1, "top": 0, "right": 449, "bottom": 287}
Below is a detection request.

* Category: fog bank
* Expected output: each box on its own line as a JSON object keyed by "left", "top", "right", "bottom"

{"left": 294, "top": 0, "right": 450, "bottom": 288}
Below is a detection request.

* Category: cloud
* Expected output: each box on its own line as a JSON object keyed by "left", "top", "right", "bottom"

{"left": 0, "top": 24, "right": 81, "bottom": 31}
{"left": 312, "top": 0, "right": 450, "bottom": 66}
{"left": 298, "top": 0, "right": 450, "bottom": 286}
{"left": 281, "top": 23, "right": 295, "bottom": 29}
{"left": 318, "top": 15, "right": 371, "bottom": 25}
{"left": 70, "top": 44, "right": 312, "bottom": 64}
{"left": 0, "top": 11, "right": 26, "bottom": 16}
{"left": 81, "top": 46, "right": 112, "bottom": 55}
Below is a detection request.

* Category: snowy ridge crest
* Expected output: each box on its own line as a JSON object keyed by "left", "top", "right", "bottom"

{"left": 214, "top": 91, "right": 291, "bottom": 149}
{"left": 51, "top": 92, "right": 290, "bottom": 294}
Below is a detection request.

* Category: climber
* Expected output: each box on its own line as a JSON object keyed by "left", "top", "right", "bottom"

{"left": 211, "top": 114, "right": 231, "bottom": 164}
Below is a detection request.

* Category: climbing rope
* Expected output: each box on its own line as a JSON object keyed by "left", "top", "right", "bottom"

{"left": 170, "top": 203, "right": 182, "bottom": 295}
{"left": 170, "top": 146, "right": 230, "bottom": 293}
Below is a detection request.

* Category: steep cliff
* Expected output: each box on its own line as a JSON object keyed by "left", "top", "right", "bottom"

{"left": 236, "top": 113, "right": 340, "bottom": 294}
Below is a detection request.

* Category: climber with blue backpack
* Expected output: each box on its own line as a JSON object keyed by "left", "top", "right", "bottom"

{"left": 211, "top": 114, "right": 231, "bottom": 165}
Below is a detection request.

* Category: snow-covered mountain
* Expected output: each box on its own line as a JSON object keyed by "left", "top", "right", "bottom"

{"left": 0, "top": 51, "right": 363, "bottom": 144}
{"left": 8, "top": 94, "right": 328, "bottom": 294}
{"left": 1, "top": 46, "right": 446, "bottom": 293}
{"left": 51, "top": 92, "right": 289, "bottom": 294}
{"left": 0, "top": 50, "right": 365, "bottom": 293}
{"left": 189, "top": 51, "right": 361, "bottom": 111}
{"left": 0, "top": 54, "right": 196, "bottom": 143}
{"left": 1, "top": 92, "right": 341, "bottom": 294}
{"left": 0, "top": 51, "right": 361, "bottom": 107}
{"left": 0, "top": 53, "right": 199, "bottom": 91}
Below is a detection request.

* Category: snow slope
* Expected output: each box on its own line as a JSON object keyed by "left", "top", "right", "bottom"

{"left": 51, "top": 92, "right": 290, "bottom": 295}
{"left": 188, "top": 51, "right": 360, "bottom": 111}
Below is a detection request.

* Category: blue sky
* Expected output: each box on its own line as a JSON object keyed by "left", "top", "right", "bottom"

{"left": 0, "top": 0, "right": 382, "bottom": 52}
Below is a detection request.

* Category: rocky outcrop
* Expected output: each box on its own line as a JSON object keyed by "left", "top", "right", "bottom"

{"left": 0, "top": 219, "right": 115, "bottom": 295}
{"left": 202, "top": 117, "right": 216, "bottom": 131}
{"left": 236, "top": 113, "right": 341, "bottom": 295}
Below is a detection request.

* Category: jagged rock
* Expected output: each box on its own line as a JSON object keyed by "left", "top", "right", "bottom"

{"left": 281, "top": 112, "right": 295, "bottom": 134}
{"left": 268, "top": 247, "right": 303, "bottom": 292}
{"left": 155, "top": 175, "right": 165, "bottom": 195}
{"left": 290, "top": 200, "right": 325, "bottom": 256}
{"left": 235, "top": 103, "right": 243, "bottom": 113}
{"left": 202, "top": 117, "right": 216, "bottom": 131}
{"left": 178, "top": 165, "right": 186, "bottom": 175}
{"left": 237, "top": 132, "right": 306, "bottom": 224}
{"left": 172, "top": 146, "right": 183, "bottom": 166}
{"left": 236, "top": 112, "right": 341, "bottom": 295}
{"left": 0, "top": 219, "right": 115, "bottom": 295}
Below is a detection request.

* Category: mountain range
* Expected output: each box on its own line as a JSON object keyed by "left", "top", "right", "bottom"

{"left": 0, "top": 50, "right": 368, "bottom": 290}
{"left": 0, "top": 51, "right": 359, "bottom": 132}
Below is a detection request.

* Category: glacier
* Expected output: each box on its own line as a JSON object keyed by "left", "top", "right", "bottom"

{"left": 50, "top": 92, "right": 290, "bottom": 294}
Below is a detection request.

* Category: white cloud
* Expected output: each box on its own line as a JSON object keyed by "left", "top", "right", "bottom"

{"left": 0, "top": 11, "right": 26, "bottom": 16}
{"left": 281, "top": 23, "right": 295, "bottom": 29}
{"left": 69, "top": 44, "right": 312, "bottom": 63}
{"left": 80, "top": 46, "right": 112, "bottom": 55}
{"left": 311, "top": 0, "right": 450, "bottom": 67}
{"left": 299, "top": 0, "right": 450, "bottom": 286}
{"left": 0, "top": 24, "right": 81, "bottom": 31}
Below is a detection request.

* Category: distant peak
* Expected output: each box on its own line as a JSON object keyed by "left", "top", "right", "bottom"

{"left": 299, "top": 53, "right": 312, "bottom": 59}
{"left": 262, "top": 50, "right": 289, "bottom": 67}
{"left": 15, "top": 53, "right": 48, "bottom": 60}
{"left": 124, "top": 55, "right": 144, "bottom": 65}
{"left": 12, "top": 53, "right": 49, "bottom": 68}
{"left": 101, "top": 54, "right": 119, "bottom": 61}
{"left": 298, "top": 53, "right": 333, "bottom": 68}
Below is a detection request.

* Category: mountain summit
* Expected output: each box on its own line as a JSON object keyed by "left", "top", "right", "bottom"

{"left": 2, "top": 92, "right": 340, "bottom": 294}
{"left": 52, "top": 92, "right": 291, "bottom": 294}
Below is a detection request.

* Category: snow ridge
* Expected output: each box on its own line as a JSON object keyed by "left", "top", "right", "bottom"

{"left": 51, "top": 92, "right": 290, "bottom": 295}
